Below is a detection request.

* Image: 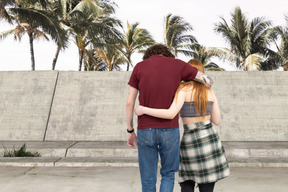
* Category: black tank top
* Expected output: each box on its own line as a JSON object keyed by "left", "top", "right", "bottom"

{"left": 180, "top": 101, "right": 213, "bottom": 117}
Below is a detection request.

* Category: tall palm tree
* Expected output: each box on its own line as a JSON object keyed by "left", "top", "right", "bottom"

{"left": 0, "top": 0, "right": 67, "bottom": 70}
{"left": 121, "top": 22, "right": 155, "bottom": 71}
{"left": 164, "top": 13, "right": 197, "bottom": 57}
{"left": 267, "top": 15, "right": 288, "bottom": 71}
{"left": 214, "top": 7, "right": 273, "bottom": 71}
{"left": 61, "top": 0, "right": 122, "bottom": 71}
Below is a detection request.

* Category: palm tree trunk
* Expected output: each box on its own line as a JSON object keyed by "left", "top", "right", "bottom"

{"left": 126, "top": 63, "right": 129, "bottom": 71}
{"left": 78, "top": 49, "right": 84, "bottom": 71}
{"left": 28, "top": 33, "right": 35, "bottom": 71}
{"left": 126, "top": 55, "right": 131, "bottom": 71}
{"left": 52, "top": 46, "right": 61, "bottom": 70}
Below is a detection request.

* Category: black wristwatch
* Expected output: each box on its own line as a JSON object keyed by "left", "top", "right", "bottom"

{"left": 127, "top": 129, "right": 134, "bottom": 133}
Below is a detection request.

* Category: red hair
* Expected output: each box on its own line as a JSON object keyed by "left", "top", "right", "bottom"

{"left": 175, "top": 59, "right": 209, "bottom": 116}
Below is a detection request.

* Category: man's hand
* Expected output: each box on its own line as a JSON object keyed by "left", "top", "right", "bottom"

{"left": 127, "top": 132, "right": 137, "bottom": 149}
{"left": 193, "top": 71, "right": 214, "bottom": 88}
{"left": 126, "top": 86, "right": 138, "bottom": 148}
{"left": 135, "top": 105, "right": 144, "bottom": 116}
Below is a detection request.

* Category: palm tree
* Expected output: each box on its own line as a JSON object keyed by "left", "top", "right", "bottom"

{"left": 121, "top": 22, "right": 155, "bottom": 71}
{"left": 189, "top": 44, "right": 226, "bottom": 71}
{"left": 267, "top": 15, "right": 288, "bottom": 71}
{"left": 164, "top": 13, "right": 197, "bottom": 57}
{"left": 83, "top": 48, "right": 108, "bottom": 71}
{"left": 214, "top": 7, "right": 273, "bottom": 71}
{"left": 61, "top": 0, "right": 122, "bottom": 71}
{"left": 94, "top": 46, "right": 125, "bottom": 71}
{"left": 0, "top": 0, "right": 67, "bottom": 71}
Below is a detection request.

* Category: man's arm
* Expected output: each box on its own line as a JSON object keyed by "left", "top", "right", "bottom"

{"left": 193, "top": 71, "right": 214, "bottom": 88}
{"left": 126, "top": 86, "right": 138, "bottom": 149}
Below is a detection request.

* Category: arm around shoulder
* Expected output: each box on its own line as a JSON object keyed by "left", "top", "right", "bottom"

{"left": 193, "top": 71, "right": 214, "bottom": 88}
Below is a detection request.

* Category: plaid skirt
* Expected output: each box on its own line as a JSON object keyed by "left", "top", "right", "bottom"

{"left": 179, "top": 120, "right": 230, "bottom": 184}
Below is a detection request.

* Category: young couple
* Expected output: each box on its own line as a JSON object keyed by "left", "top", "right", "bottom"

{"left": 126, "top": 44, "right": 229, "bottom": 192}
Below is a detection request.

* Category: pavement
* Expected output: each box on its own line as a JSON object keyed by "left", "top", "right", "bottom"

{"left": 0, "top": 141, "right": 288, "bottom": 192}
{"left": 0, "top": 141, "right": 288, "bottom": 167}
{"left": 0, "top": 166, "right": 288, "bottom": 192}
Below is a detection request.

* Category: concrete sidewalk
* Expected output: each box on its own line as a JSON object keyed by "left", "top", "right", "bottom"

{"left": 0, "top": 166, "right": 287, "bottom": 192}
{"left": 1, "top": 141, "right": 288, "bottom": 167}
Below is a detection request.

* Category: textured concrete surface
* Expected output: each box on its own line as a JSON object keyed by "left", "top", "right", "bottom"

{"left": 209, "top": 71, "right": 288, "bottom": 141}
{"left": 0, "top": 141, "right": 288, "bottom": 168}
{"left": 0, "top": 71, "right": 58, "bottom": 141}
{"left": 0, "top": 141, "right": 75, "bottom": 157}
{"left": 2, "top": 141, "right": 288, "bottom": 158}
{"left": 45, "top": 71, "right": 134, "bottom": 141}
{"left": 0, "top": 71, "right": 287, "bottom": 141}
{"left": 0, "top": 167, "right": 287, "bottom": 192}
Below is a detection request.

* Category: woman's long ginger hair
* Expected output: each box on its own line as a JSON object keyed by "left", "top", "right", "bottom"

{"left": 175, "top": 59, "right": 209, "bottom": 116}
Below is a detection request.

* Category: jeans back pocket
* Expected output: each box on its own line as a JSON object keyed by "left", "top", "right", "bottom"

{"left": 137, "top": 128, "right": 152, "bottom": 146}
{"left": 163, "top": 128, "right": 179, "bottom": 146}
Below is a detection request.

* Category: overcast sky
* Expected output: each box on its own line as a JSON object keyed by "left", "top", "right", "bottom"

{"left": 0, "top": 0, "right": 287, "bottom": 71}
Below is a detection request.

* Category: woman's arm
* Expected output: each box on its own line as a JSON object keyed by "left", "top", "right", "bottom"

{"left": 210, "top": 92, "right": 221, "bottom": 126}
{"left": 135, "top": 90, "right": 186, "bottom": 119}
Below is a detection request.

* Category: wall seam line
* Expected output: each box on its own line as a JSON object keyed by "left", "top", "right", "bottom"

{"left": 43, "top": 71, "right": 59, "bottom": 141}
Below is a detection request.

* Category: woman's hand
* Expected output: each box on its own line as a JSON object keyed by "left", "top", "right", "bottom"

{"left": 135, "top": 105, "right": 144, "bottom": 116}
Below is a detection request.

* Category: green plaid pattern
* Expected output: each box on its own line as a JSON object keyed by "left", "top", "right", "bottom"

{"left": 179, "top": 120, "right": 230, "bottom": 184}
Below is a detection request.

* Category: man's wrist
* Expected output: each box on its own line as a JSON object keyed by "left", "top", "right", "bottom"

{"left": 127, "top": 128, "right": 134, "bottom": 133}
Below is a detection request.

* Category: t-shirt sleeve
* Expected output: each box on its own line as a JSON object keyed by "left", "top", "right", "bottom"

{"left": 128, "top": 65, "right": 139, "bottom": 89}
{"left": 181, "top": 63, "right": 198, "bottom": 81}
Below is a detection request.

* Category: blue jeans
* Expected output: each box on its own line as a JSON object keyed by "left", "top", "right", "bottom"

{"left": 137, "top": 128, "right": 180, "bottom": 192}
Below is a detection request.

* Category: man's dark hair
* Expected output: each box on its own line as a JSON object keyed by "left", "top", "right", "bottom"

{"left": 143, "top": 44, "right": 175, "bottom": 60}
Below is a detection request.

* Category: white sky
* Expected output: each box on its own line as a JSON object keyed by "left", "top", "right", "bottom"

{"left": 0, "top": 0, "right": 287, "bottom": 71}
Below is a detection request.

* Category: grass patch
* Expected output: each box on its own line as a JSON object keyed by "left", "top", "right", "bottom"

{"left": 3, "top": 143, "right": 41, "bottom": 157}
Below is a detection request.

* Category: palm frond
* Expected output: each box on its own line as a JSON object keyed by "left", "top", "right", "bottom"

{"left": 10, "top": 7, "right": 68, "bottom": 47}
{"left": 204, "top": 61, "right": 225, "bottom": 71}
{"left": 241, "top": 53, "right": 263, "bottom": 71}
{"left": 70, "top": 0, "right": 103, "bottom": 18}
{"left": 164, "top": 13, "right": 194, "bottom": 52}
{"left": 0, "top": 28, "right": 15, "bottom": 40}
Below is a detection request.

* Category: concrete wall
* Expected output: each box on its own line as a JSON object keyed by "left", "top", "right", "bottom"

{"left": 45, "top": 72, "right": 131, "bottom": 141}
{"left": 0, "top": 71, "right": 287, "bottom": 141}
{"left": 0, "top": 71, "right": 58, "bottom": 141}
{"left": 210, "top": 71, "right": 288, "bottom": 141}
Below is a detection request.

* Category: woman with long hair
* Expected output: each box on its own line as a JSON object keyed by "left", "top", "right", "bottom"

{"left": 135, "top": 59, "right": 230, "bottom": 192}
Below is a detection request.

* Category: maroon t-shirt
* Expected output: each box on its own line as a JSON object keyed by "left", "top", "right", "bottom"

{"left": 128, "top": 55, "right": 198, "bottom": 129}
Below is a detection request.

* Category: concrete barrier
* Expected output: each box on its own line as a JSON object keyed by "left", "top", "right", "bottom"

{"left": 45, "top": 71, "right": 133, "bottom": 141}
{"left": 0, "top": 71, "right": 58, "bottom": 141}
{"left": 0, "top": 71, "right": 287, "bottom": 142}
{"left": 210, "top": 71, "right": 288, "bottom": 141}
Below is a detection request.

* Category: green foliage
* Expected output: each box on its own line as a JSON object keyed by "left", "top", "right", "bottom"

{"left": 214, "top": 6, "right": 274, "bottom": 70}
{"left": 120, "top": 22, "right": 155, "bottom": 71}
{"left": 164, "top": 13, "right": 197, "bottom": 57}
{"left": 2, "top": 2, "right": 288, "bottom": 71}
{"left": 3, "top": 143, "right": 41, "bottom": 157}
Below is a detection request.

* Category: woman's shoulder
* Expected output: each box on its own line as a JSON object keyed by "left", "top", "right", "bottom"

{"left": 207, "top": 89, "right": 217, "bottom": 101}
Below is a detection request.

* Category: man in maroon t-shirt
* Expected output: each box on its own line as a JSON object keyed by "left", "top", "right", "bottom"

{"left": 126, "top": 44, "right": 214, "bottom": 192}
